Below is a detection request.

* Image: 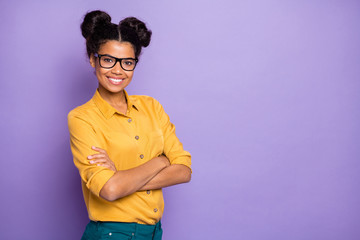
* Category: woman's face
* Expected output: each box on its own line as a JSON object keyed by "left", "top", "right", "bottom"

{"left": 90, "top": 40, "right": 136, "bottom": 96}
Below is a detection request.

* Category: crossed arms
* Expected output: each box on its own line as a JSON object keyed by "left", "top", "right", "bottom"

{"left": 88, "top": 146, "right": 191, "bottom": 202}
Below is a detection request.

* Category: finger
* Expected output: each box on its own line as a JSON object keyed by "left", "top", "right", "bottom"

{"left": 96, "top": 164, "right": 113, "bottom": 169}
{"left": 96, "top": 163, "right": 109, "bottom": 166}
{"left": 89, "top": 159, "right": 108, "bottom": 164}
{"left": 88, "top": 153, "right": 107, "bottom": 160}
{"left": 91, "top": 146, "right": 107, "bottom": 153}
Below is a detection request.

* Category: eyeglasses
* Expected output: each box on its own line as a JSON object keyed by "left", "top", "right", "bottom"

{"left": 94, "top": 53, "right": 138, "bottom": 71}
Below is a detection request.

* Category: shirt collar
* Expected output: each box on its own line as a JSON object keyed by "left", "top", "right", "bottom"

{"left": 92, "top": 89, "right": 139, "bottom": 119}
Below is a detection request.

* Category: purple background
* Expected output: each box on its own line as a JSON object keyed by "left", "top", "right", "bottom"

{"left": 1, "top": 1, "right": 360, "bottom": 239}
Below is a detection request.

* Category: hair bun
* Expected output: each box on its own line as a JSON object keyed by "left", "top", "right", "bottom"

{"left": 81, "top": 10, "right": 112, "bottom": 39}
{"left": 119, "top": 17, "right": 152, "bottom": 47}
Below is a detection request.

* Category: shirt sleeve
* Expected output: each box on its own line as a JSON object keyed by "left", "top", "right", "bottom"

{"left": 153, "top": 99, "right": 192, "bottom": 171}
{"left": 68, "top": 111, "right": 115, "bottom": 197}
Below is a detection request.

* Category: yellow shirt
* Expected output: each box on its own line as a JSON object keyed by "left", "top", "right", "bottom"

{"left": 68, "top": 90, "right": 191, "bottom": 224}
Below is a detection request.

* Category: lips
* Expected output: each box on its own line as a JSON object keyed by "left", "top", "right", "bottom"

{"left": 108, "top": 77, "right": 124, "bottom": 85}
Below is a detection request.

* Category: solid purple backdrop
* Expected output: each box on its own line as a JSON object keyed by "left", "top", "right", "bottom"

{"left": 1, "top": 1, "right": 360, "bottom": 239}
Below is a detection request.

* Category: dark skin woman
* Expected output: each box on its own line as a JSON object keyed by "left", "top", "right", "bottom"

{"left": 68, "top": 10, "right": 191, "bottom": 240}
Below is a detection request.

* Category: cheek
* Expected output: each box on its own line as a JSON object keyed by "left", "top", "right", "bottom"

{"left": 126, "top": 72, "right": 134, "bottom": 80}
{"left": 95, "top": 66, "right": 109, "bottom": 77}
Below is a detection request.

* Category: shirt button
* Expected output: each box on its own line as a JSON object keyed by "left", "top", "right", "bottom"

{"left": 147, "top": 190, "right": 151, "bottom": 194}
{"left": 140, "top": 154, "right": 144, "bottom": 159}
{"left": 154, "top": 208, "right": 158, "bottom": 212}
{"left": 109, "top": 233, "right": 112, "bottom": 236}
{"left": 135, "top": 135, "right": 139, "bottom": 140}
{"left": 128, "top": 118, "right": 132, "bottom": 123}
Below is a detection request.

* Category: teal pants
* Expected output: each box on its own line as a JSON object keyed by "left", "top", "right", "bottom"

{"left": 81, "top": 220, "right": 163, "bottom": 240}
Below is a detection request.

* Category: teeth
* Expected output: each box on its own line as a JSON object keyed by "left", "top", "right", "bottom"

{"left": 109, "top": 78, "right": 123, "bottom": 83}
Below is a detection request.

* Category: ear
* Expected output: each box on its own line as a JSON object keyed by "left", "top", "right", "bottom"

{"left": 89, "top": 54, "right": 96, "bottom": 68}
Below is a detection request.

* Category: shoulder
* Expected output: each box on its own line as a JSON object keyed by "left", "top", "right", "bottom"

{"left": 68, "top": 99, "right": 97, "bottom": 121}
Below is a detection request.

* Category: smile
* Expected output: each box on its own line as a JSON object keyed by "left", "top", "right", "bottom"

{"left": 108, "top": 77, "right": 124, "bottom": 85}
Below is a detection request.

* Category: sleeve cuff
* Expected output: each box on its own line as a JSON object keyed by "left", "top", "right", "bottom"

{"left": 86, "top": 169, "right": 116, "bottom": 197}
{"left": 170, "top": 155, "right": 192, "bottom": 173}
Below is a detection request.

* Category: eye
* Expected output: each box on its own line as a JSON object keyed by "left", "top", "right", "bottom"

{"left": 103, "top": 57, "right": 114, "bottom": 63}
{"left": 123, "top": 60, "right": 135, "bottom": 66}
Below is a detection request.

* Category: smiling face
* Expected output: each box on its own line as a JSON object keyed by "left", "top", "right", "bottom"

{"left": 90, "top": 40, "right": 135, "bottom": 98}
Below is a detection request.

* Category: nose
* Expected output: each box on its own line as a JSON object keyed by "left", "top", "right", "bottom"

{"left": 111, "top": 61, "right": 124, "bottom": 74}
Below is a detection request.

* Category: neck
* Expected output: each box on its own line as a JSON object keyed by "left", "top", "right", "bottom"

{"left": 98, "top": 87, "right": 128, "bottom": 114}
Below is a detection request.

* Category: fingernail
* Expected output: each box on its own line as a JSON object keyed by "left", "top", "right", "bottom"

{"left": 87, "top": 156, "right": 92, "bottom": 159}
{"left": 90, "top": 161, "right": 94, "bottom": 164}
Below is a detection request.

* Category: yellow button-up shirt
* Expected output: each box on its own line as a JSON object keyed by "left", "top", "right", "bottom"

{"left": 68, "top": 90, "right": 191, "bottom": 224}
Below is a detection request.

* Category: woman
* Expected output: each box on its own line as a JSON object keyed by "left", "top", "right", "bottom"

{"left": 68, "top": 10, "right": 192, "bottom": 240}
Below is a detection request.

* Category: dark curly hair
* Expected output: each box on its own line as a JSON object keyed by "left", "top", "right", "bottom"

{"left": 81, "top": 10, "right": 152, "bottom": 59}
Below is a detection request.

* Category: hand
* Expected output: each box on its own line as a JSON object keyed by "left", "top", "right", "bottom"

{"left": 87, "top": 146, "right": 117, "bottom": 172}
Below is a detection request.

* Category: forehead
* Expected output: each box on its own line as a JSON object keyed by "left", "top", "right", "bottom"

{"left": 99, "top": 40, "right": 135, "bottom": 58}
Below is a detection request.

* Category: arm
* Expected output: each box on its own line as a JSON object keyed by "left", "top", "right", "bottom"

{"left": 68, "top": 114, "right": 116, "bottom": 197}
{"left": 87, "top": 147, "right": 170, "bottom": 201}
{"left": 99, "top": 155, "right": 169, "bottom": 201}
{"left": 68, "top": 113, "right": 170, "bottom": 201}
{"left": 154, "top": 98, "right": 192, "bottom": 185}
{"left": 89, "top": 148, "right": 191, "bottom": 192}
{"left": 89, "top": 147, "right": 190, "bottom": 193}
{"left": 139, "top": 164, "right": 191, "bottom": 191}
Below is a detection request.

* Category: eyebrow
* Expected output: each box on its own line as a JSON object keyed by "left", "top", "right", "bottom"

{"left": 97, "top": 53, "right": 136, "bottom": 59}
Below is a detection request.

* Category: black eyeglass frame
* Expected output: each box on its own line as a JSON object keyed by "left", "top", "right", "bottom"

{"left": 94, "top": 53, "right": 138, "bottom": 71}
